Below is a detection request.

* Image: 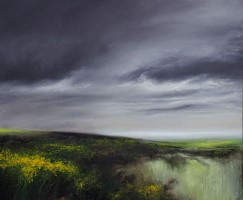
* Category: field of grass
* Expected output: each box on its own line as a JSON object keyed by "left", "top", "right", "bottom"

{"left": 0, "top": 128, "right": 241, "bottom": 200}
{"left": 154, "top": 139, "right": 242, "bottom": 149}
{"left": 0, "top": 128, "right": 36, "bottom": 135}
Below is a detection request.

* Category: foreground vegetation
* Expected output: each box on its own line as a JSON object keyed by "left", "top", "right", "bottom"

{"left": 0, "top": 128, "right": 241, "bottom": 200}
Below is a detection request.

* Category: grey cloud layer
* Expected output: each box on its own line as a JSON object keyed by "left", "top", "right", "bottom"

{"left": 0, "top": 79, "right": 241, "bottom": 135}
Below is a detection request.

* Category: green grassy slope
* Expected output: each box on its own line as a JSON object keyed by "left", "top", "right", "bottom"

{"left": 154, "top": 139, "right": 242, "bottom": 149}
{"left": 0, "top": 128, "right": 36, "bottom": 135}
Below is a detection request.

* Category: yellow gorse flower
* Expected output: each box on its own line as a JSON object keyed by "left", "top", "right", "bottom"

{"left": 0, "top": 150, "right": 78, "bottom": 182}
{"left": 144, "top": 184, "right": 161, "bottom": 194}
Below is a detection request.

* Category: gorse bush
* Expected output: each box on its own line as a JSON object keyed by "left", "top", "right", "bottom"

{"left": 111, "top": 184, "right": 175, "bottom": 200}
{"left": 0, "top": 150, "right": 81, "bottom": 199}
{"left": 0, "top": 150, "right": 106, "bottom": 199}
{"left": 0, "top": 150, "right": 78, "bottom": 182}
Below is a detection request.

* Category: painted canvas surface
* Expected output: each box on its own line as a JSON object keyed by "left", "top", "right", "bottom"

{"left": 0, "top": 0, "right": 242, "bottom": 199}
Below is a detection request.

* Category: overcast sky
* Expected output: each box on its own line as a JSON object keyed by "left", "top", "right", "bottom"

{"left": 0, "top": 0, "right": 242, "bottom": 139}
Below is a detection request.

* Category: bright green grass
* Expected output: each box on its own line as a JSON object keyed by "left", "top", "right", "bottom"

{"left": 0, "top": 128, "right": 35, "bottom": 135}
{"left": 155, "top": 139, "right": 242, "bottom": 149}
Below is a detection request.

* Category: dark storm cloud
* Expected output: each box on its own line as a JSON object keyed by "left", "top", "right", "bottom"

{"left": 0, "top": 0, "right": 117, "bottom": 83}
{"left": 0, "top": 47, "right": 83, "bottom": 83}
{"left": 0, "top": 0, "right": 174, "bottom": 83}
{"left": 125, "top": 34, "right": 243, "bottom": 82}
{"left": 126, "top": 53, "right": 243, "bottom": 83}
{"left": 1, "top": 0, "right": 242, "bottom": 84}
